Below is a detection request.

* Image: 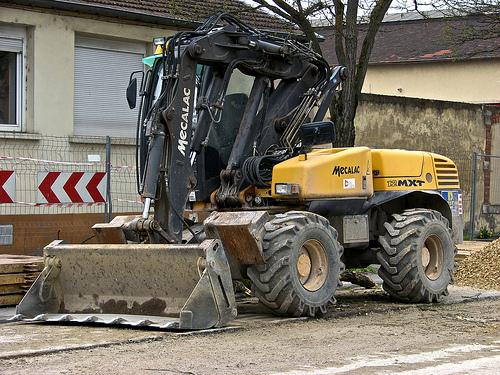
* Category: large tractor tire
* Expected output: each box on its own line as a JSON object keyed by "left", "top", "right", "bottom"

{"left": 247, "top": 211, "right": 344, "bottom": 317}
{"left": 377, "top": 209, "right": 456, "bottom": 303}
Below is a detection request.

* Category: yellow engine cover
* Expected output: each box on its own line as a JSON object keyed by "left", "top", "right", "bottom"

{"left": 271, "top": 147, "right": 374, "bottom": 199}
{"left": 271, "top": 147, "right": 459, "bottom": 200}
{"left": 371, "top": 149, "right": 459, "bottom": 191}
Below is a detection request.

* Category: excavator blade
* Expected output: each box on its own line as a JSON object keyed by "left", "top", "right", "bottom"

{"left": 12, "top": 239, "right": 236, "bottom": 330}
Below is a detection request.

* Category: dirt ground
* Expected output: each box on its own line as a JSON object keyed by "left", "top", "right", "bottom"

{"left": 2, "top": 240, "right": 499, "bottom": 375}
{"left": 2, "top": 296, "right": 499, "bottom": 374}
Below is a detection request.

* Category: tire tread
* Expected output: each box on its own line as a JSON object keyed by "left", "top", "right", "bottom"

{"left": 377, "top": 208, "right": 457, "bottom": 303}
{"left": 248, "top": 211, "right": 344, "bottom": 317}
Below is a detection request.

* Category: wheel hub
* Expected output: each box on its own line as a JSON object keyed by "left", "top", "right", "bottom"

{"left": 296, "top": 239, "right": 328, "bottom": 292}
{"left": 422, "top": 235, "right": 444, "bottom": 281}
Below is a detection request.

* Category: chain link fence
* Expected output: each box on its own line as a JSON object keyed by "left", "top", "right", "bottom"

{"left": 0, "top": 134, "right": 141, "bottom": 218}
{"left": 469, "top": 153, "right": 500, "bottom": 239}
{"left": 1, "top": 134, "right": 496, "bottom": 241}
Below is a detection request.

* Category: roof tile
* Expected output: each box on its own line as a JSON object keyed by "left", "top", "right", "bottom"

{"left": 318, "top": 14, "right": 500, "bottom": 64}
{"left": 56, "top": 0, "right": 291, "bottom": 31}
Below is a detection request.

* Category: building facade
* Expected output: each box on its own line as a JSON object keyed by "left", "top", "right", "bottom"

{"left": 318, "top": 13, "right": 500, "bottom": 104}
{"left": 0, "top": 0, "right": 278, "bottom": 254}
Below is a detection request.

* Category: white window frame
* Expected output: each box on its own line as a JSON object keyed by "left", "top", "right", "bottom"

{"left": 0, "top": 24, "right": 25, "bottom": 132}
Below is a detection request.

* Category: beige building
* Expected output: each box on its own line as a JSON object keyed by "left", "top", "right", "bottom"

{"left": 363, "top": 60, "right": 499, "bottom": 104}
{"left": 0, "top": 0, "right": 280, "bottom": 254}
{"left": 318, "top": 13, "right": 500, "bottom": 105}
{"left": 0, "top": 0, "right": 278, "bottom": 138}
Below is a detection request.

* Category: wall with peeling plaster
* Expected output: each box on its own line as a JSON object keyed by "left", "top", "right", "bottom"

{"left": 355, "top": 94, "right": 499, "bottom": 235}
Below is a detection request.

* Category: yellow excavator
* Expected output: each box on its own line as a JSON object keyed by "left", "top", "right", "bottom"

{"left": 14, "top": 15, "right": 462, "bottom": 329}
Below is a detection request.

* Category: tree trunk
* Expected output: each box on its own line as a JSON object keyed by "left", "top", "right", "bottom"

{"left": 252, "top": 0, "right": 393, "bottom": 149}
{"left": 330, "top": 0, "right": 392, "bottom": 148}
{"left": 331, "top": 89, "right": 356, "bottom": 147}
{"left": 331, "top": 0, "right": 358, "bottom": 147}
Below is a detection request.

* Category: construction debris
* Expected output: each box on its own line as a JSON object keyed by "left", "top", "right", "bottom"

{"left": 0, "top": 255, "right": 43, "bottom": 306}
{"left": 455, "top": 238, "right": 500, "bottom": 291}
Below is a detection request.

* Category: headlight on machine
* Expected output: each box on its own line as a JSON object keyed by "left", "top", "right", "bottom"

{"left": 275, "top": 183, "right": 300, "bottom": 195}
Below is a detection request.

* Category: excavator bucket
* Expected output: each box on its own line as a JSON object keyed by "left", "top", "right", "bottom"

{"left": 12, "top": 239, "right": 236, "bottom": 330}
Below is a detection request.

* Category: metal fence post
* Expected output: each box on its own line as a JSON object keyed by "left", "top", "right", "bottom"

{"left": 469, "top": 152, "right": 477, "bottom": 239}
{"left": 105, "top": 136, "right": 112, "bottom": 222}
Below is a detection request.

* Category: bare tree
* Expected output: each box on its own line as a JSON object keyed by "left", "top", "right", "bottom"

{"left": 329, "top": 1, "right": 393, "bottom": 147}
{"left": 249, "top": 1, "right": 498, "bottom": 146}
{"left": 250, "top": 1, "right": 393, "bottom": 147}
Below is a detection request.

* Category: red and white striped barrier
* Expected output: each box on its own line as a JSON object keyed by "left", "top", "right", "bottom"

{"left": 37, "top": 172, "right": 107, "bottom": 204}
{"left": 0, "top": 171, "right": 15, "bottom": 204}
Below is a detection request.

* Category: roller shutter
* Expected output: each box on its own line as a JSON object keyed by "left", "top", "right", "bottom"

{"left": 0, "top": 36, "right": 23, "bottom": 53}
{"left": 74, "top": 36, "right": 145, "bottom": 137}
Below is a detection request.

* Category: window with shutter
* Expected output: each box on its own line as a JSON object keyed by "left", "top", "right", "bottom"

{"left": 0, "top": 25, "right": 24, "bottom": 131}
{"left": 74, "top": 36, "right": 145, "bottom": 138}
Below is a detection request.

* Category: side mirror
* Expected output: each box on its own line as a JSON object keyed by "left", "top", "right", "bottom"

{"left": 299, "top": 121, "right": 335, "bottom": 148}
{"left": 126, "top": 77, "right": 138, "bottom": 109}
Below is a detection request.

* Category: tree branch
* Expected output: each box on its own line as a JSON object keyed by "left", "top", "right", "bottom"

{"left": 303, "top": 1, "right": 326, "bottom": 18}
{"left": 354, "top": 0, "right": 393, "bottom": 95}
{"left": 250, "top": 0, "right": 295, "bottom": 22}
{"left": 296, "top": 0, "right": 304, "bottom": 13}
{"left": 272, "top": 0, "right": 302, "bottom": 19}
{"left": 344, "top": 0, "right": 359, "bottom": 69}
{"left": 253, "top": 0, "right": 323, "bottom": 54}
{"left": 333, "top": 0, "right": 346, "bottom": 65}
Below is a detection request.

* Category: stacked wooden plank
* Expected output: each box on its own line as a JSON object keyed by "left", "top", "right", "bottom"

{"left": 0, "top": 255, "right": 44, "bottom": 306}
{"left": 455, "top": 241, "right": 488, "bottom": 262}
{"left": 456, "top": 249, "right": 471, "bottom": 261}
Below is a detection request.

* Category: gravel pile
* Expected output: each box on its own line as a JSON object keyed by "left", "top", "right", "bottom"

{"left": 455, "top": 238, "right": 500, "bottom": 290}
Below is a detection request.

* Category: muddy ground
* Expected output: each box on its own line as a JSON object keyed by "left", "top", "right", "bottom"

{"left": 1, "top": 286, "right": 499, "bottom": 375}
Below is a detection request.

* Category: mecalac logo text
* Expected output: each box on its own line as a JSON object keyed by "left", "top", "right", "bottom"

{"left": 177, "top": 87, "right": 191, "bottom": 157}
{"left": 332, "top": 165, "right": 360, "bottom": 176}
